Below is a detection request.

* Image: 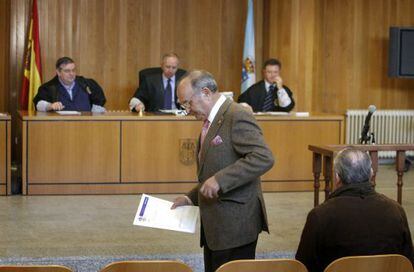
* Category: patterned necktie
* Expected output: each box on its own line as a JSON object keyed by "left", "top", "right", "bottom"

{"left": 199, "top": 120, "right": 210, "bottom": 161}
{"left": 262, "top": 84, "right": 275, "bottom": 111}
{"left": 164, "top": 78, "right": 172, "bottom": 109}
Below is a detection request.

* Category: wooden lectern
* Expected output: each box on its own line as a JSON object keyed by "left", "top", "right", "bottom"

{"left": 309, "top": 144, "right": 414, "bottom": 206}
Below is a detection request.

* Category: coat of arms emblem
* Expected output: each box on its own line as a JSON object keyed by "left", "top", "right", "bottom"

{"left": 179, "top": 139, "right": 197, "bottom": 165}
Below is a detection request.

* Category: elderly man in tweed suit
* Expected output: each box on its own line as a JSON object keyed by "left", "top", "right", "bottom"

{"left": 172, "top": 70, "right": 274, "bottom": 272}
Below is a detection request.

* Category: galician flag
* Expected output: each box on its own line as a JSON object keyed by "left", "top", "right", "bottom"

{"left": 241, "top": 0, "right": 256, "bottom": 93}
{"left": 20, "top": 0, "right": 42, "bottom": 111}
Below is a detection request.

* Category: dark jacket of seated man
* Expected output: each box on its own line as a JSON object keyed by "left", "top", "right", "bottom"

{"left": 129, "top": 52, "right": 186, "bottom": 112}
{"left": 238, "top": 80, "right": 295, "bottom": 112}
{"left": 130, "top": 69, "right": 186, "bottom": 112}
{"left": 238, "top": 58, "right": 295, "bottom": 112}
{"left": 33, "top": 75, "right": 106, "bottom": 112}
{"left": 295, "top": 148, "right": 414, "bottom": 272}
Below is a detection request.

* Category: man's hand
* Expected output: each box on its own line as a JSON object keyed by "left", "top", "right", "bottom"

{"left": 275, "top": 76, "right": 283, "bottom": 90}
{"left": 134, "top": 103, "right": 145, "bottom": 113}
{"left": 171, "top": 196, "right": 191, "bottom": 209}
{"left": 48, "top": 102, "right": 64, "bottom": 111}
{"left": 200, "top": 176, "right": 220, "bottom": 199}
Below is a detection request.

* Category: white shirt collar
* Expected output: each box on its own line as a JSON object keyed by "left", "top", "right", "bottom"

{"left": 58, "top": 77, "right": 76, "bottom": 91}
{"left": 162, "top": 74, "right": 175, "bottom": 84}
{"left": 264, "top": 80, "right": 275, "bottom": 92}
{"left": 207, "top": 94, "right": 226, "bottom": 125}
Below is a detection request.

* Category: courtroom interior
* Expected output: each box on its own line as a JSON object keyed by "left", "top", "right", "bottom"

{"left": 1, "top": 0, "right": 414, "bottom": 272}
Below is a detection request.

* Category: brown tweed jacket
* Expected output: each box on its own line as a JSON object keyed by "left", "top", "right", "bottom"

{"left": 187, "top": 98, "right": 274, "bottom": 251}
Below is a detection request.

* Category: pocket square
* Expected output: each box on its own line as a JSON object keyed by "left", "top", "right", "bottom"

{"left": 211, "top": 135, "right": 223, "bottom": 146}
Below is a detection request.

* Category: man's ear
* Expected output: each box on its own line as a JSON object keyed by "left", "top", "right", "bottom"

{"left": 201, "top": 87, "right": 211, "bottom": 97}
{"left": 334, "top": 173, "right": 342, "bottom": 188}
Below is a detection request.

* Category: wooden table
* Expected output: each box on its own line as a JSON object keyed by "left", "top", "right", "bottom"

{"left": 0, "top": 114, "right": 11, "bottom": 195}
{"left": 19, "top": 111, "right": 344, "bottom": 195}
{"left": 309, "top": 144, "right": 414, "bottom": 206}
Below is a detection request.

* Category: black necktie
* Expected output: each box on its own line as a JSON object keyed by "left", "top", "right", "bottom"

{"left": 164, "top": 78, "right": 172, "bottom": 110}
{"left": 262, "top": 85, "right": 275, "bottom": 111}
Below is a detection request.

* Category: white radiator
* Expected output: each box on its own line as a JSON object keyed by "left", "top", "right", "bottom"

{"left": 346, "top": 110, "right": 414, "bottom": 158}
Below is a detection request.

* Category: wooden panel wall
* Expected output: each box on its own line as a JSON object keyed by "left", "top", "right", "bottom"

{"left": 7, "top": 0, "right": 266, "bottom": 111}
{"left": 0, "top": 0, "right": 10, "bottom": 113}
{"left": 6, "top": 0, "right": 414, "bottom": 114}
{"left": 266, "top": 0, "right": 414, "bottom": 114}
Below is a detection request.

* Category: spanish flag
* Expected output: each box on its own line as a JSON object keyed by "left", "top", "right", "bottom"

{"left": 20, "top": 0, "right": 42, "bottom": 111}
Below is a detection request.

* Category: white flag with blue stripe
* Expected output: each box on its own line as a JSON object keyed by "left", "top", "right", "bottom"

{"left": 241, "top": 0, "right": 256, "bottom": 93}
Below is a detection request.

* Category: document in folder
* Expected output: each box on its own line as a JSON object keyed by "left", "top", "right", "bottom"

{"left": 133, "top": 194, "right": 199, "bottom": 233}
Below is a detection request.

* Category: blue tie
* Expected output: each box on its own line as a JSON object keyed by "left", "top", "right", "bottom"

{"left": 262, "top": 85, "right": 275, "bottom": 111}
{"left": 164, "top": 78, "right": 173, "bottom": 110}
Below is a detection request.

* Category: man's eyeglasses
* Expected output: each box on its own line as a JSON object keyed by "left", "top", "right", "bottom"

{"left": 179, "top": 92, "right": 199, "bottom": 110}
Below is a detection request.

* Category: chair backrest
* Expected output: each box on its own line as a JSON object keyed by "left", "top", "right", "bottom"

{"left": 138, "top": 67, "right": 187, "bottom": 85}
{"left": 215, "top": 259, "right": 308, "bottom": 272}
{"left": 0, "top": 265, "right": 73, "bottom": 272}
{"left": 324, "top": 254, "right": 414, "bottom": 272}
{"left": 99, "top": 260, "right": 193, "bottom": 272}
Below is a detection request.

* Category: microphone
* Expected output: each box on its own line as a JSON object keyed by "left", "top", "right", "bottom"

{"left": 359, "top": 105, "right": 376, "bottom": 144}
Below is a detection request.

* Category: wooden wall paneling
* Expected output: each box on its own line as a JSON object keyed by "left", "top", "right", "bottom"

{"left": 265, "top": 0, "right": 321, "bottom": 112}
{"left": 0, "top": 122, "right": 6, "bottom": 194}
{"left": 266, "top": 0, "right": 414, "bottom": 115}
{"left": 310, "top": 0, "right": 324, "bottom": 113}
{"left": 384, "top": 0, "right": 414, "bottom": 109}
{"left": 321, "top": 0, "right": 356, "bottom": 114}
{"left": 0, "top": 0, "right": 10, "bottom": 113}
{"left": 7, "top": 119, "right": 11, "bottom": 195}
{"left": 9, "top": 0, "right": 31, "bottom": 194}
{"left": 27, "top": 121, "right": 120, "bottom": 183}
{"left": 254, "top": 0, "right": 264, "bottom": 86}
{"left": 121, "top": 120, "right": 200, "bottom": 182}
{"left": 318, "top": 0, "right": 414, "bottom": 113}
{"left": 9, "top": 0, "right": 414, "bottom": 114}
{"left": 219, "top": 0, "right": 245, "bottom": 95}
{"left": 22, "top": 0, "right": 251, "bottom": 111}
{"left": 259, "top": 119, "right": 343, "bottom": 181}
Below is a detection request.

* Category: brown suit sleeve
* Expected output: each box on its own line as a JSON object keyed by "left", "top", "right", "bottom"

{"left": 186, "top": 184, "right": 201, "bottom": 206}
{"left": 215, "top": 108, "right": 274, "bottom": 194}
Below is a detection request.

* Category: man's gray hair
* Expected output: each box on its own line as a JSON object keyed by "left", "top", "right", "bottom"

{"left": 183, "top": 70, "right": 218, "bottom": 93}
{"left": 334, "top": 148, "right": 372, "bottom": 184}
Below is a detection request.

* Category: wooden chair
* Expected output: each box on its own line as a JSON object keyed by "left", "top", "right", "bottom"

{"left": 324, "top": 254, "right": 414, "bottom": 272}
{"left": 215, "top": 259, "right": 308, "bottom": 272}
{"left": 99, "top": 260, "right": 193, "bottom": 272}
{"left": 0, "top": 265, "right": 73, "bottom": 272}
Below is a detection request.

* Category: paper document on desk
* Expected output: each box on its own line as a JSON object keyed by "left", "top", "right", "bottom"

{"left": 254, "top": 111, "right": 289, "bottom": 116}
{"left": 133, "top": 194, "right": 199, "bottom": 233}
{"left": 56, "top": 111, "right": 81, "bottom": 115}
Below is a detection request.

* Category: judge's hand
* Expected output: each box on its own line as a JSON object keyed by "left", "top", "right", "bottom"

{"left": 171, "top": 196, "right": 191, "bottom": 209}
{"left": 239, "top": 102, "right": 253, "bottom": 113}
{"left": 48, "top": 102, "right": 64, "bottom": 111}
{"left": 275, "top": 76, "right": 283, "bottom": 90}
{"left": 134, "top": 103, "right": 145, "bottom": 113}
{"left": 200, "top": 176, "right": 220, "bottom": 199}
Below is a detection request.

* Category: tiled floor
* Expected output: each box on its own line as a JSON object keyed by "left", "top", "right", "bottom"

{"left": 0, "top": 164, "right": 412, "bottom": 258}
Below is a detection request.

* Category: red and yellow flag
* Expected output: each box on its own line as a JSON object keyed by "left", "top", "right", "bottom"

{"left": 20, "top": 0, "right": 42, "bottom": 111}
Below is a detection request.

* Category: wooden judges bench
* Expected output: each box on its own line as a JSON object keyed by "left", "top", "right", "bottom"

{"left": 0, "top": 114, "right": 11, "bottom": 195}
{"left": 19, "top": 111, "right": 344, "bottom": 195}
